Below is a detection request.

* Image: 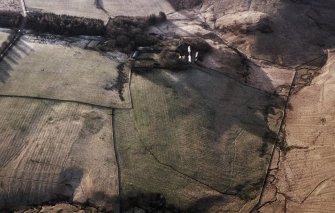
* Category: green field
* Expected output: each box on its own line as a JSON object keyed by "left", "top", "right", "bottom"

{"left": 114, "top": 67, "right": 285, "bottom": 210}
{"left": 25, "top": 0, "right": 109, "bottom": 22}
{"left": 0, "top": 35, "right": 131, "bottom": 108}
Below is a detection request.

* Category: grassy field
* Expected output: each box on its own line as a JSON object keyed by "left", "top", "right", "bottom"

{"left": 24, "top": 0, "right": 175, "bottom": 21}
{"left": 25, "top": 0, "right": 109, "bottom": 22}
{"left": 0, "top": 35, "right": 131, "bottom": 108}
{"left": 0, "top": 97, "right": 118, "bottom": 211}
{"left": 101, "top": 0, "right": 174, "bottom": 17}
{"left": 114, "top": 67, "right": 285, "bottom": 210}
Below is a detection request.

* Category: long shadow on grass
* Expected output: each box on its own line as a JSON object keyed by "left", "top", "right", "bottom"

{"left": 0, "top": 35, "right": 34, "bottom": 83}
{"left": 114, "top": 11, "right": 292, "bottom": 212}
{"left": 95, "top": 0, "right": 109, "bottom": 16}
{"left": 115, "top": 65, "right": 286, "bottom": 212}
{"left": 108, "top": 3, "right": 333, "bottom": 210}
{"left": 0, "top": 167, "right": 83, "bottom": 210}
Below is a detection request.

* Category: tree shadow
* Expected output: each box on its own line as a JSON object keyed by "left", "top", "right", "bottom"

{"left": 0, "top": 167, "right": 83, "bottom": 211}
{"left": 120, "top": 191, "right": 228, "bottom": 213}
{"left": 0, "top": 34, "right": 34, "bottom": 83}
{"left": 94, "top": 0, "right": 109, "bottom": 16}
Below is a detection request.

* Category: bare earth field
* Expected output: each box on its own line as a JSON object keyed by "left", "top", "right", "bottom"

{"left": 258, "top": 50, "right": 335, "bottom": 212}
{"left": 0, "top": 35, "right": 131, "bottom": 108}
{"left": 0, "top": 97, "right": 118, "bottom": 211}
{"left": 114, "top": 68, "right": 285, "bottom": 211}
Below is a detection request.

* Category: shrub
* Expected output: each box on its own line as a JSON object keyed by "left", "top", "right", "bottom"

{"left": 159, "top": 12, "right": 167, "bottom": 22}
{"left": 147, "top": 12, "right": 167, "bottom": 25}
{"left": 135, "top": 34, "right": 157, "bottom": 46}
{"left": 116, "top": 35, "right": 130, "bottom": 48}
{"left": 0, "top": 10, "right": 22, "bottom": 28}
{"left": 106, "top": 16, "right": 148, "bottom": 36}
{"left": 26, "top": 12, "right": 106, "bottom": 36}
{"left": 148, "top": 14, "right": 158, "bottom": 25}
{"left": 105, "top": 14, "right": 164, "bottom": 52}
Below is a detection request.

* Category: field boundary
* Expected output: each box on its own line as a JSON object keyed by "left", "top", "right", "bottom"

{"left": 0, "top": 0, "right": 27, "bottom": 62}
{"left": 0, "top": 30, "right": 22, "bottom": 64}
{"left": 20, "top": 0, "right": 27, "bottom": 16}
{"left": 250, "top": 63, "right": 299, "bottom": 212}
{"left": 0, "top": 94, "right": 132, "bottom": 109}
{"left": 111, "top": 110, "right": 122, "bottom": 208}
